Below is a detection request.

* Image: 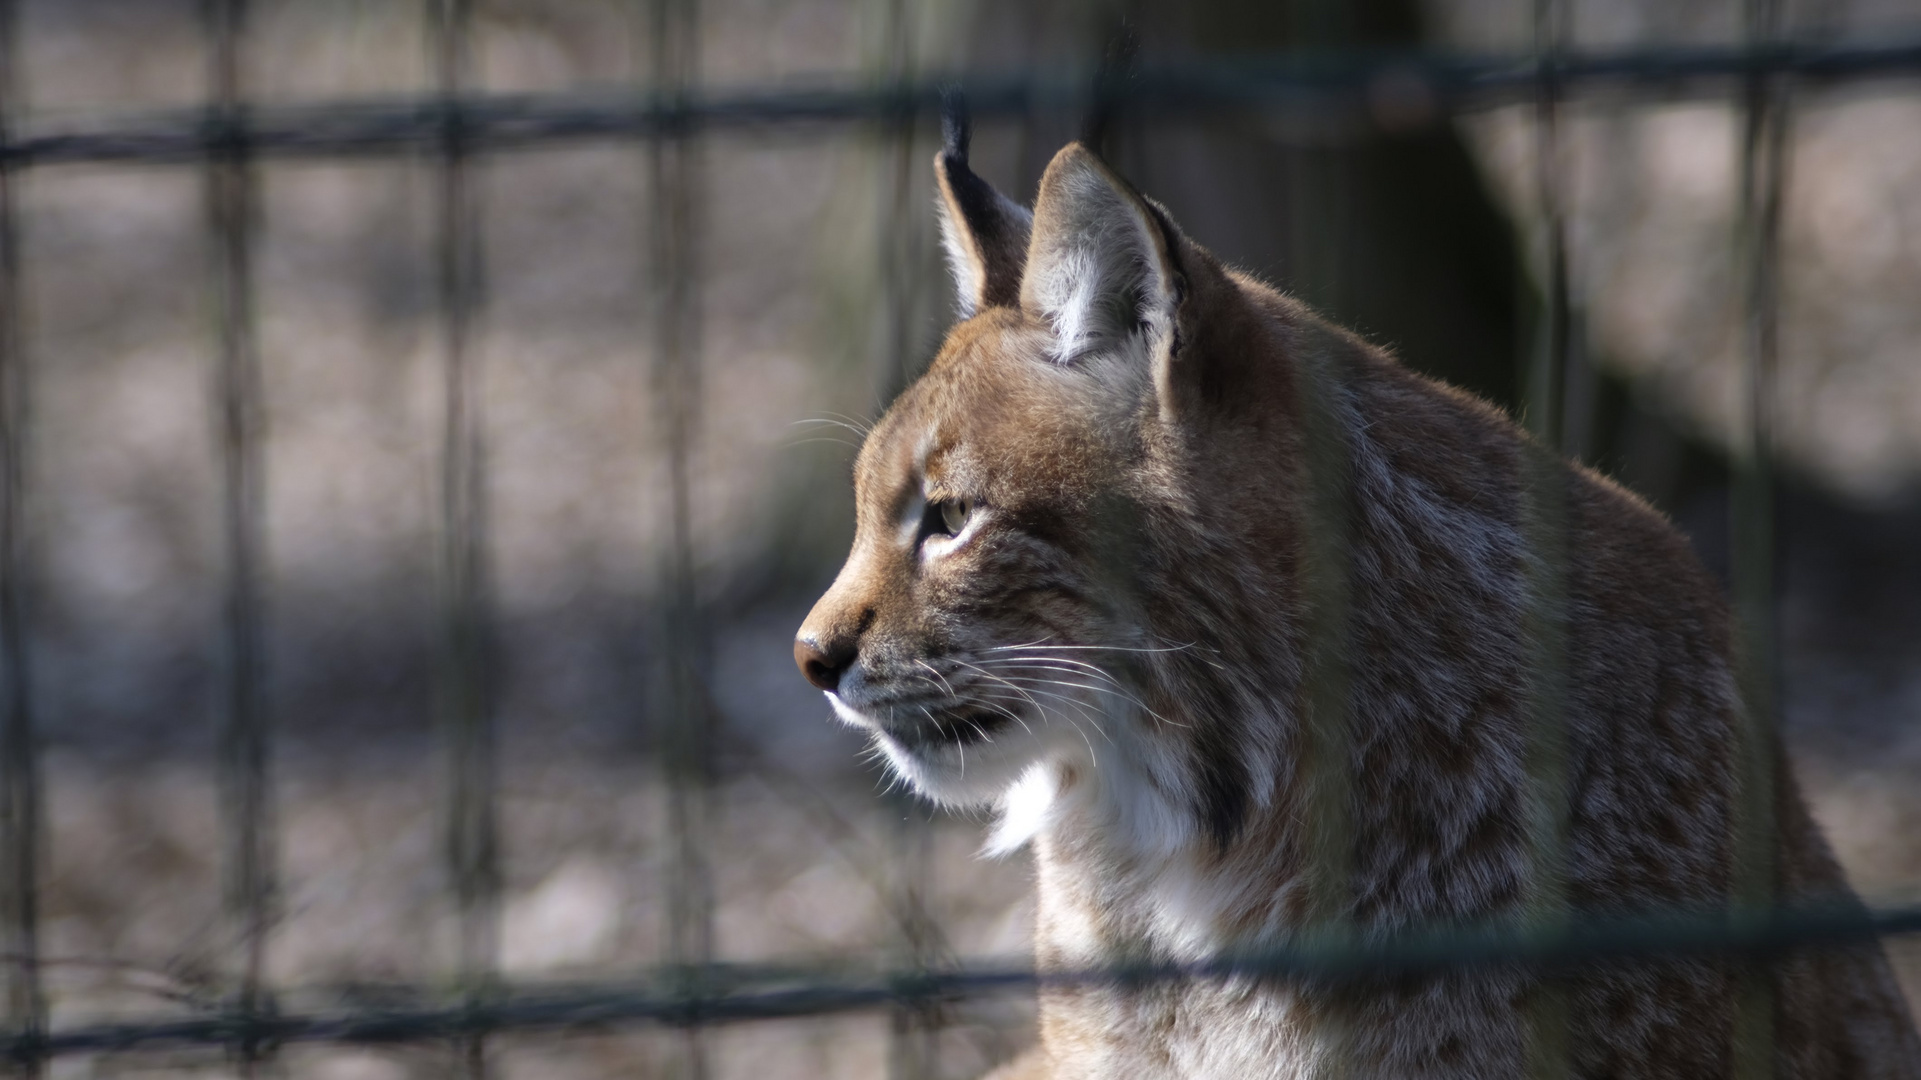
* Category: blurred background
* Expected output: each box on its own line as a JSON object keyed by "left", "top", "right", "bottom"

{"left": 2, "top": 0, "right": 1920, "bottom": 1076}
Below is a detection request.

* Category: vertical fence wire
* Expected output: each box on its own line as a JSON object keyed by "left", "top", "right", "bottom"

{"left": 1520, "top": 0, "right": 1574, "bottom": 1075}
{"left": 876, "top": 0, "right": 924, "bottom": 403}
{"left": 1292, "top": 298, "right": 1356, "bottom": 1080}
{"left": 1285, "top": 0, "right": 1350, "bottom": 321}
{"left": 429, "top": 1, "right": 500, "bottom": 1076}
{"left": 874, "top": 3, "right": 940, "bottom": 1077}
{"left": 646, "top": 0, "right": 714, "bottom": 1075}
{"left": 1731, "top": 0, "right": 1789, "bottom": 1074}
{"left": 1283, "top": 5, "right": 1356, "bottom": 1079}
{"left": 1281, "top": 20, "right": 1358, "bottom": 1080}
{"left": 203, "top": 0, "right": 277, "bottom": 1071}
{"left": 0, "top": 0, "right": 43, "bottom": 1075}
{"left": 1525, "top": 2, "right": 1571, "bottom": 457}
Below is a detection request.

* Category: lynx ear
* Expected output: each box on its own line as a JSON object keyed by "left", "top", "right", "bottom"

{"left": 934, "top": 99, "right": 1032, "bottom": 318}
{"left": 1019, "top": 143, "right": 1179, "bottom": 365}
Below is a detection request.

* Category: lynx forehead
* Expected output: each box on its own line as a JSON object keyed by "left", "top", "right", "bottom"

{"left": 795, "top": 124, "right": 1921, "bottom": 1078}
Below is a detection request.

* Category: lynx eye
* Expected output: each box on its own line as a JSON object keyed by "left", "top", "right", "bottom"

{"left": 921, "top": 497, "right": 972, "bottom": 542}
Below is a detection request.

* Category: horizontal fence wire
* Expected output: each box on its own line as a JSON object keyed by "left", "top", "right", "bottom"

{"left": 5, "top": 901, "right": 1921, "bottom": 1059}
{"left": 0, "top": 40, "right": 1917, "bottom": 164}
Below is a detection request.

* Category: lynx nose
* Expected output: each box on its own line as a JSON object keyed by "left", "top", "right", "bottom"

{"left": 795, "top": 635, "right": 855, "bottom": 693}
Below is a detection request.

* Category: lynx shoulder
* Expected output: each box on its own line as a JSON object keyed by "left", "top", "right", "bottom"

{"left": 794, "top": 128, "right": 1921, "bottom": 1077}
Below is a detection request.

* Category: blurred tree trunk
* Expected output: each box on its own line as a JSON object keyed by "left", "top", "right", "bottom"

{"left": 963, "top": 0, "right": 1526, "bottom": 409}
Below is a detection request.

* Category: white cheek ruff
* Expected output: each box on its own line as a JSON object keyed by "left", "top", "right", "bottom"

{"left": 984, "top": 761, "right": 1061, "bottom": 856}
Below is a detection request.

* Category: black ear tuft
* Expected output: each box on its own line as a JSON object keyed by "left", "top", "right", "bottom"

{"left": 933, "top": 89, "right": 1031, "bottom": 316}
{"left": 940, "top": 86, "right": 972, "bottom": 165}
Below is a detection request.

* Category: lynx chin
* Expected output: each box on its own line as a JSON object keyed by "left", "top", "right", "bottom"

{"left": 793, "top": 119, "right": 1921, "bottom": 1077}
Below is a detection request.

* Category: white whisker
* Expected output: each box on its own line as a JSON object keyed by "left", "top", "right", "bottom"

{"left": 988, "top": 638, "right": 1228, "bottom": 671}
{"left": 949, "top": 659, "right": 1048, "bottom": 716}
{"left": 974, "top": 679, "right": 1116, "bottom": 745}
{"left": 988, "top": 639, "right": 1212, "bottom": 656}
{"left": 819, "top": 410, "right": 875, "bottom": 436}
{"left": 970, "top": 696, "right": 1036, "bottom": 736}
{"left": 973, "top": 654, "right": 1134, "bottom": 690}
{"left": 785, "top": 435, "right": 863, "bottom": 451}
{"left": 971, "top": 661, "right": 1187, "bottom": 730}
{"left": 914, "top": 658, "right": 959, "bottom": 698}
{"left": 953, "top": 658, "right": 1119, "bottom": 732}
{"left": 790, "top": 416, "right": 872, "bottom": 438}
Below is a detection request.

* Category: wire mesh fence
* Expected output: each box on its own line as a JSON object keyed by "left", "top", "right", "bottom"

{"left": 2, "top": 0, "right": 1921, "bottom": 1077}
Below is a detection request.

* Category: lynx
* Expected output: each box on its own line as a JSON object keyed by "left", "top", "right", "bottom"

{"left": 792, "top": 118, "right": 1921, "bottom": 1077}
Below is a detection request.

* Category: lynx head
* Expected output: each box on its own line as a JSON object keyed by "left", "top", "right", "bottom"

{"left": 796, "top": 133, "right": 1299, "bottom": 852}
